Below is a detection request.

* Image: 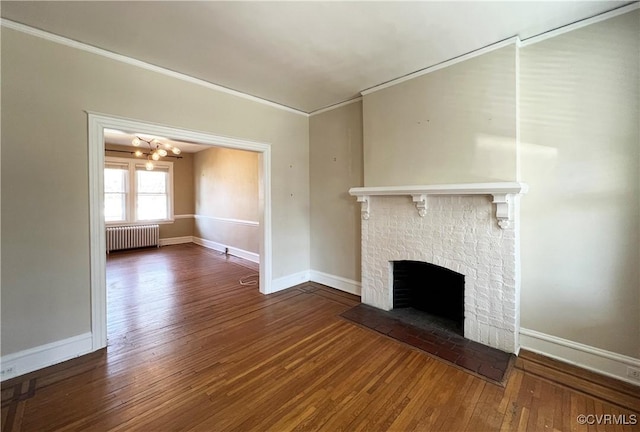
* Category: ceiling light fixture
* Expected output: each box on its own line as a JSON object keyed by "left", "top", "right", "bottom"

{"left": 132, "top": 136, "right": 181, "bottom": 170}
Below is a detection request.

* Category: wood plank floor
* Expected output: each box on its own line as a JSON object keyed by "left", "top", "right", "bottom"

{"left": 2, "top": 244, "right": 638, "bottom": 431}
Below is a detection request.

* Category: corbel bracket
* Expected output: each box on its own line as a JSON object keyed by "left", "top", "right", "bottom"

{"left": 492, "top": 193, "right": 513, "bottom": 229}
{"left": 357, "top": 195, "right": 370, "bottom": 220}
{"left": 411, "top": 194, "right": 428, "bottom": 217}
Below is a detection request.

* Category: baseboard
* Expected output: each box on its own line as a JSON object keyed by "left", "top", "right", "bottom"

{"left": 192, "top": 236, "right": 229, "bottom": 253}
{"left": 0, "top": 332, "right": 93, "bottom": 382}
{"left": 516, "top": 349, "right": 640, "bottom": 412}
{"left": 159, "top": 236, "right": 194, "bottom": 246}
{"left": 259, "top": 269, "right": 362, "bottom": 296}
{"left": 309, "top": 270, "right": 361, "bottom": 296}
{"left": 227, "top": 247, "right": 259, "bottom": 263}
{"left": 192, "top": 236, "right": 259, "bottom": 263}
{"left": 519, "top": 327, "right": 640, "bottom": 386}
{"left": 269, "top": 270, "right": 311, "bottom": 294}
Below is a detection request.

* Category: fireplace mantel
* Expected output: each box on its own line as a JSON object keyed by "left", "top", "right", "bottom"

{"left": 349, "top": 182, "right": 528, "bottom": 229}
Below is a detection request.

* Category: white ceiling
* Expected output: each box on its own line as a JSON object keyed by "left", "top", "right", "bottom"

{"left": 2, "top": 1, "right": 633, "bottom": 113}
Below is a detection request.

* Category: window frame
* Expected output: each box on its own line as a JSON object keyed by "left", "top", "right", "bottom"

{"left": 104, "top": 156, "right": 174, "bottom": 225}
{"left": 104, "top": 161, "right": 129, "bottom": 223}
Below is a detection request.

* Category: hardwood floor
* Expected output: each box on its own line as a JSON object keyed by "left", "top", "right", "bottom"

{"left": 341, "top": 304, "right": 514, "bottom": 384}
{"left": 2, "top": 244, "right": 638, "bottom": 431}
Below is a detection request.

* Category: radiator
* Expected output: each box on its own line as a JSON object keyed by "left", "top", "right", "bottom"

{"left": 106, "top": 225, "right": 160, "bottom": 253}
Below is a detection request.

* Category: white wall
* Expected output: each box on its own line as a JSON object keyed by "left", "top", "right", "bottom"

{"left": 520, "top": 10, "right": 639, "bottom": 358}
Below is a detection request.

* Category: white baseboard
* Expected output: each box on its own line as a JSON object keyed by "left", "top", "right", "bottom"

{"left": 269, "top": 270, "right": 311, "bottom": 294}
{"left": 520, "top": 328, "right": 640, "bottom": 386}
{"left": 192, "top": 236, "right": 259, "bottom": 263}
{"left": 228, "top": 247, "right": 260, "bottom": 263}
{"left": 258, "top": 269, "right": 362, "bottom": 296}
{"left": 0, "top": 332, "right": 93, "bottom": 382}
{"left": 192, "top": 236, "right": 224, "bottom": 253}
{"left": 310, "top": 270, "right": 361, "bottom": 296}
{"left": 159, "top": 236, "right": 193, "bottom": 246}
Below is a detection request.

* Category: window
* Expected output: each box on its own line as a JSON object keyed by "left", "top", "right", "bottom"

{"left": 136, "top": 169, "right": 169, "bottom": 220}
{"left": 104, "top": 157, "right": 173, "bottom": 224}
{"left": 104, "top": 163, "right": 128, "bottom": 222}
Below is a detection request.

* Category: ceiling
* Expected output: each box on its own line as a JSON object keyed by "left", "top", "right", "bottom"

{"left": 2, "top": 1, "right": 633, "bottom": 113}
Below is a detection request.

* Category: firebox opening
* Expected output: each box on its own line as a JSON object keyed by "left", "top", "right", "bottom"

{"left": 392, "top": 260, "right": 464, "bottom": 336}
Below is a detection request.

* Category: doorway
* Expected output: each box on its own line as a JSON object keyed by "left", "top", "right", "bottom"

{"left": 88, "top": 112, "right": 272, "bottom": 351}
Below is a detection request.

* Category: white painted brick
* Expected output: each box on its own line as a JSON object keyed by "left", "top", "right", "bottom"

{"left": 360, "top": 195, "right": 520, "bottom": 353}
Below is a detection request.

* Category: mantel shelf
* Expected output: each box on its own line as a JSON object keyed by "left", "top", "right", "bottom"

{"left": 348, "top": 182, "right": 528, "bottom": 229}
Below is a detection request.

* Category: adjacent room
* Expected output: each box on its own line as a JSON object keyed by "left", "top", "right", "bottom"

{"left": 103, "top": 130, "right": 262, "bottom": 349}
{"left": 2, "top": 1, "right": 639, "bottom": 431}
{"left": 103, "top": 130, "right": 261, "bottom": 261}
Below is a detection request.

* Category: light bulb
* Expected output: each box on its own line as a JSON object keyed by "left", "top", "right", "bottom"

{"left": 151, "top": 152, "right": 160, "bottom": 161}
{"left": 145, "top": 161, "right": 154, "bottom": 170}
{"left": 132, "top": 137, "right": 141, "bottom": 146}
{"left": 172, "top": 147, "right": 182, "bottom": 155}
{"left": 157, "top": 148, "right": 168, "bottom": 157}
{"left": 164, "top": 143, "right": 172, "bottom": 149}
{"left": 134, "top": 150, "right": 143, "bottom": 157}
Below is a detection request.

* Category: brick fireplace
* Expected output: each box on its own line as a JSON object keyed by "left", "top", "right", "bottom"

{"left": 349, "top": 183, "right": 527, "bottom": 353}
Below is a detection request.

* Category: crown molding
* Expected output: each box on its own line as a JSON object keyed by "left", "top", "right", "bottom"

{"left": 4, "top": 2, "right": 636, "bottom": 118}
{"left": 0, "top": 19, "right": 309, "bottom": 117}
{"left": 361, "top": 37, "right": 520, "bottom": 96}
{"left": 309, "top": 97, "right": 363, "bottom": 117}
{"left": 520, "top": 2, "right": 639, "bottom": 47}
{"left": 361, "top": 3, "right": 639, "bottom": 97}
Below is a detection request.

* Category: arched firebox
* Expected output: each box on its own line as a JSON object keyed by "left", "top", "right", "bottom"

{"left": 392, "top": 260, "right": 464, "bottom": 335}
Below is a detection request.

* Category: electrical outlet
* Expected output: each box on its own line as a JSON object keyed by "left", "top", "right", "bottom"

{"left": 627, "top": 367, "right": 640, "bottom": 381}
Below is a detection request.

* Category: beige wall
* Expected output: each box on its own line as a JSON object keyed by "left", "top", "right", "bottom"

{"left": 104, "top": 143, "right": 195, "bottom": 239}
{"left": 193, "top": 147, "right": 259, "bottom": 253}
{"left": 520, "top": 11, "right": 640, "bottom": 357}
{"left": 363, "top": 45, "right": 517, "bottom": 187}
{"left": 2, "top": 7, "right": 637, "bottom": 366}
{"left": 355, "top": 12, "right": 639, "bottom": 359}
{"left": 1, "top": 28, "right": 309, "bottom": 356}
{"left": 309, "top": 101, "right": 363, "bottom": 281}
